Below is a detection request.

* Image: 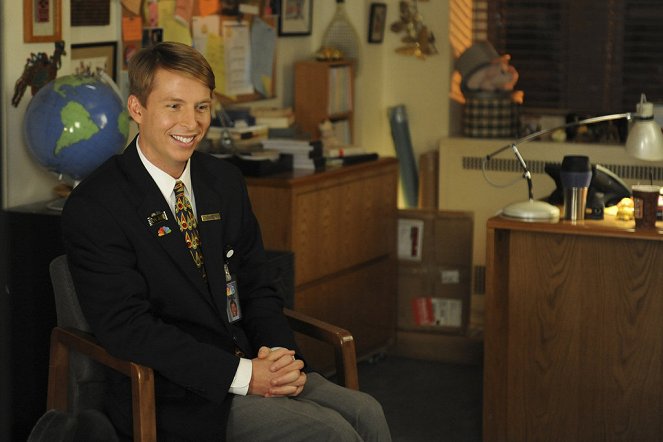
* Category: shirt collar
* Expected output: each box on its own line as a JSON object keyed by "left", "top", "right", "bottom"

{"left": 136, "top": 135, "right": 193, "bottom": 203}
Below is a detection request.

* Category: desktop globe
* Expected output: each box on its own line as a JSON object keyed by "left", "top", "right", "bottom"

{"left": 23, "top": 74, "right": 129, "bottom": 206}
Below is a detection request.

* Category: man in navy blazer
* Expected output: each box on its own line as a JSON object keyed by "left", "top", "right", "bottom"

{"left": 61, "top": 42, "right": 390, "bottom": 441}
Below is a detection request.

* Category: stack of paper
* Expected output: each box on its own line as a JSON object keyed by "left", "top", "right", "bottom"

{"left": 261, "top": 139, "right": 325, "bottom": 170}
{"left": 228, "top": 125, "right": 269, "bottom": 151}
{"left": 251, "top": 107, "right": 296, "bottom": 128}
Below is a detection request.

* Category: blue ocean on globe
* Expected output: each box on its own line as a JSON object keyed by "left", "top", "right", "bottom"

{"left": 23, "top": 74, "right": 130, "bottom": 181}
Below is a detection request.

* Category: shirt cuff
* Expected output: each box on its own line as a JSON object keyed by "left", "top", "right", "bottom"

{"left": 229, "top": 357, "right": 252, "bottom": 395}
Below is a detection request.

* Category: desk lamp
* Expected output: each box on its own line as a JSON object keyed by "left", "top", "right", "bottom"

{"left": 483, "top": 94, "right": 663, "bottom": 221}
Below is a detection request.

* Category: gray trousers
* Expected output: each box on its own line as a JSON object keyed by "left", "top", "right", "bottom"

{"left": 227, "top": 373, "right": 392, "bottom": 441}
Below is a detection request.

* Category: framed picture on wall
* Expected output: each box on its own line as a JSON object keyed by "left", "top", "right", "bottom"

{"left": 71, "top": 42, "right": 118, "bottom": 82}
{"left": 277, "top": 0, "right": 313, "bottom": 36}
{"left": 24, "top": 0, "right": 62, "bottom": 43}
{"left": 368, "top": 3, "right": 387, "bottom": 44}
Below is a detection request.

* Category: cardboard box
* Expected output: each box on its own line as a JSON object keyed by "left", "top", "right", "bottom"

{"left": 396, "top": 209, "right": 474, "bottom": 336}
{"left": 397, "top": 209, "right": 473, "bottom": 267}
{"left": 398, "top": 264, "right": 471, "bottom": 335}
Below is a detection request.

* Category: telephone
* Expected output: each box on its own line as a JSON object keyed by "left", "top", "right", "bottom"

{"left": 545, "top": 162, "right": 631, "bottom": 219}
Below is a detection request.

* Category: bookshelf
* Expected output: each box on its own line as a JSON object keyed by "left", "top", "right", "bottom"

{"left": 294, "top": 60, "right": 354, "bottom": 144}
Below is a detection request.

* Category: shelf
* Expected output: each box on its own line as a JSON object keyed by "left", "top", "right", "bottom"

{"left": 294, "top": 60, "right": 354, "bottom": 143}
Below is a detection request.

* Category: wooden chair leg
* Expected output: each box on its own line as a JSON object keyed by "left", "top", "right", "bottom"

{"left": 131, "top": 363, "right": 157, "bottom": 442}
{"left": 47, "top": 328, "right": 70, "bottom": 412}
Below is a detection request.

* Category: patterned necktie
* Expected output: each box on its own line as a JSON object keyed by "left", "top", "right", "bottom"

{"left": 174, "top": 180, "right": 206, "bottom": 277}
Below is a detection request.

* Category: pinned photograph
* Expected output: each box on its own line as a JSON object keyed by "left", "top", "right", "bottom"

{"left": 278, "top": 0, "right": 312, "bottom": 36}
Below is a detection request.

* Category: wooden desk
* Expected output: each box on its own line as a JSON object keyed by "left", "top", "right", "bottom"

{"left": 485, "top": 215, "right": 663, "bottom": 441}
{"left": 246, "top": 158, "right": 399, "bottom": 365}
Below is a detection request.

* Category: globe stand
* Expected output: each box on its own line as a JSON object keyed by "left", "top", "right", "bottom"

{"left": 46, "top": 197, "right": 67, "bottom": 212}
{"left": 45, "top": 180, "right": 78, "bottom": 212}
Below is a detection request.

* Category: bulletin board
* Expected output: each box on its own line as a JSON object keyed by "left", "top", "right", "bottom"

{"left": 120, "top": 0, "right": 277, "bottom": 104}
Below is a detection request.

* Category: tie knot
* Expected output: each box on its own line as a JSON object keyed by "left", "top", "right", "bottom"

{"left": 174, "top": 180, "right": 186, "bottom": 198}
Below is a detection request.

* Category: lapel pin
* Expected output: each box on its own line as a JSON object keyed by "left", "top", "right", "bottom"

{"left": 147, "top": 211, "right": 168, "bottom": 226}
{"left": 201, "top": 213, "right": 221, "bottom": 222}
{"left": 157, "top": 226, "right": 172, "bottom": 236}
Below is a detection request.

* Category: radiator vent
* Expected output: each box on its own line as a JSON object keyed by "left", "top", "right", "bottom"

{"left": 462, "top": 156, "right": 663, "bottom": 181}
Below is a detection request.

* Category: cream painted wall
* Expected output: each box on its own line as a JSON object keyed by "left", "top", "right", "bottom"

{"left": 2, "top": 0, "right": 451, "bottom": 208}
{"left": 381, "top": 1, "right": 450, "bottom": 153}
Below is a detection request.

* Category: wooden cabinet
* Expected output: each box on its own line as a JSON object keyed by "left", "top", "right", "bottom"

{"left": 294, "top": 60, "right": 354, "bottom": 143}
{"left": 246, "top": 158, "right": 398, "bottom": 366}
{"left": 2, "top": 204, "right": 64, "bottom": 441}
{"left": 485, "top": 215, "right": 663, "bottom": 441}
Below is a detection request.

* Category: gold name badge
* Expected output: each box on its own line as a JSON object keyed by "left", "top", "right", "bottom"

{"left": 201, "top": 213, "right": 221, "bottom": 222}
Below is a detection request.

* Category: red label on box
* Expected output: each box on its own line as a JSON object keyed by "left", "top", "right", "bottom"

{"left": 412, "top": 297, "right": 434, "bottom": 326}
{"left": 412, "top": 296, "right": 463, "bottom": 328}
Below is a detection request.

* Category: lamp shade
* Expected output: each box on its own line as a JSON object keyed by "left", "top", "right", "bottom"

{"left": 625, "top": 101, "right": 663, "bottom": 161}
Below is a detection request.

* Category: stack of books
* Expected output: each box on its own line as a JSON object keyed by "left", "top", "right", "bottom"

{"left": 228, "top": 125, "right": 269, "bottom": 152}
{"left": 251, "top": 107, "right": 296, "bottom": 129}
{"left": 261, "top": 138, "right": 325, "bottom": 170}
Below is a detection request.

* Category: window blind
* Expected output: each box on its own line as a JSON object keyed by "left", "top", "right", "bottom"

{"left": 473, "top": 0, "right": 663, "bottom": 114}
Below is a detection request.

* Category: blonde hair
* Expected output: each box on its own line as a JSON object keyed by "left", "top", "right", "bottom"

{"left": 128, "top": 42, "right": 215, "bottom": 105}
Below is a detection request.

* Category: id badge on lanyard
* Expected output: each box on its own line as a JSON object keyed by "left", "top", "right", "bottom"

{"left": 224, "top": 247, "right": 242, "bottom": 323}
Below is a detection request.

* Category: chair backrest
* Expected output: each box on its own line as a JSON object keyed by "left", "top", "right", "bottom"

{"left": 49, "top": 255, "right": 108, "bottom": 415}
{"left": 50, "top": 255, "right": 92, "bottom": 332}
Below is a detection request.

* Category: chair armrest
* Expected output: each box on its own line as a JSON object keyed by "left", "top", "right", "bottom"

{"left": 284, "top": 308, "right": 359, "bottom": 390}
{"left": 47, "top": 327, "right": 156, "bottom": 442}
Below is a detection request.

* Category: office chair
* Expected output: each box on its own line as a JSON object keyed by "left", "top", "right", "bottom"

{"left": 30, "top": 255, "right": 358, "bottom": 441}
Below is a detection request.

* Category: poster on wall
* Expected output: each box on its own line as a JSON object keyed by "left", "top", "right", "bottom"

{"left": 24, "top": 0, "right": 62, "bottom": 42}
{"left": 71, "top": 0, "right": 111, "bottom": 26}
{"left": 71, "top": 42, "right": 118, "bottom": 81}
{"left": 277, "top": 0, "right": 312, "bottom": 36}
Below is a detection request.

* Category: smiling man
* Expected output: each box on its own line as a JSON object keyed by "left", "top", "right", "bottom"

{"left": 61, "top": 42, "right": 391, "bottom": 441}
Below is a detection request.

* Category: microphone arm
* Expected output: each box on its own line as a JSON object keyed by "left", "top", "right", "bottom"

{"left": 484, "top": 112, "right": 633, "bottom": 162}
{"left": 510, "top": 143, "right": 533, "bottom": 200}
{"left": 483, "top": 112, "right": 633, "bottom": 201}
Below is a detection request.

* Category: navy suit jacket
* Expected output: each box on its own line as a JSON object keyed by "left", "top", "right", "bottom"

{"left": 61, "top": 138, "right": 300, "bottom": 439}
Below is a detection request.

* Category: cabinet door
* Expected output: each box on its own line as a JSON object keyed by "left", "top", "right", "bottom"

{"left": 292, "top": 170, "right": 396, "bottom": 285}
{"left": 295, "top": 257, "right": 396, "bottom": 371}
{"left": 4, "top": 209, "right": 63, "bottom": 441}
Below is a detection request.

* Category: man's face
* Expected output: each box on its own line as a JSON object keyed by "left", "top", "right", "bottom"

{"left": 128, "top": 68, "right": 212, "bottom": 178}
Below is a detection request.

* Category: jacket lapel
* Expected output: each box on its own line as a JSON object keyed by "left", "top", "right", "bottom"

{"left": 119, "top": 141, "right": 213, "bottom": 302}
{"left": 190, "top": 156, "right": 229, "bottom": 316}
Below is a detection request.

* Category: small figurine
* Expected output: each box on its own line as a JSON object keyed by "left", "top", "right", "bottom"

{"left": 455, "top": 41, "right": 519, "bottom": 96}
{"left": 12, "top": 40, "right": 66, "bottom": 107}
{"left": 319, "top": 119, "right": 343, "bottom": 149}
{"left": 390, "top": 0, "right": 437, "bottom": 59}
{"left": 315, "top": 47, "right": 343, "bottom": 61}
{"left": 464, "top": 55, "right": 518, "bottom": 93}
